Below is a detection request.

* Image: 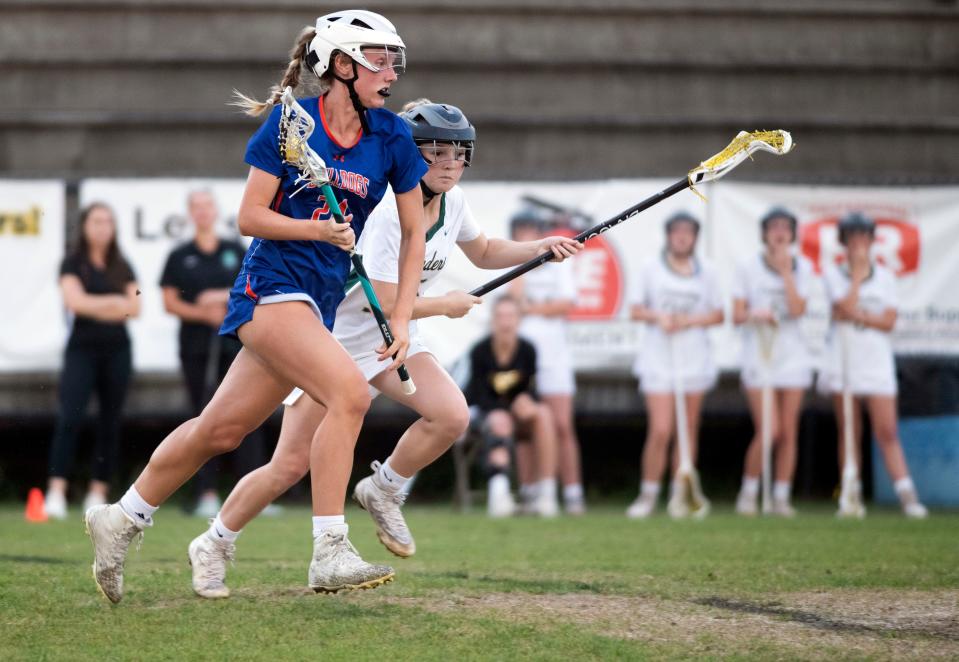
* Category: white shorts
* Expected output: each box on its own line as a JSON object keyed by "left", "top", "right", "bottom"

{"left": 816, "top": 367, "right": 898, "bottom": 397}
{"left": 638, "top": 370, "right": 717, "bottom": 395}
{"left": 740, "top": 349, "right": 814, "bottom": 390}
{"left": 536, "top": 359, "right": 576, "bottom": 396}
{"left": 283, "top": 336, "right": 430, "bottom": 406}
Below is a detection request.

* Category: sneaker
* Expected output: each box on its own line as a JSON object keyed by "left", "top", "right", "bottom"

{"left": 771, "top": 498, "right": 797, "bottom": 518}
{"left": 353, "top": 462, "right": 415, "bottom": 558}
{"left": 308, "top": 524, "right": 394, "bottom": 594}
{"left": 667, "top": 493, "right": 690, "bottom": 519}
{"left": 735, "top": 490, "right": 758, "bottom": 517}
{"left": 188, "top": 532, "right": 234, "bottom": 599}
{"left": 626, "top": 493, "right": 656, "bottom": 519}
{"left": 487, "top": 474, "right": 516, "bottom": 518}
{"left": 45, "top": 490, "right": 68, "bottom": 520}
{"left": 837, "top": 480, "right": 867, "bottom": 519}
{"left": 82, "top": 492, "right": 107, "bottom": 513}
{"left": 532, "top": 491, "right": 560, "bottom": 519}
{"left": 84, "top": 504, "right": 144, "bottom": 604}
{"left": 193, "top": 494, "right": 221, "bottom": 519}
{"left": 903, "top": 501, "right": 928, "bottom": 519}
{"left": 564, "top": 496, "right": 586, "bottom": 516}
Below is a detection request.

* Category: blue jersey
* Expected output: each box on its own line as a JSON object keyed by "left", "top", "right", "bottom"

{"left": 221, "top": 96, "right": 427, "bottom": 336}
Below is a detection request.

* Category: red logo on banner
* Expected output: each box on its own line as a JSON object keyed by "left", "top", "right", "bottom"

{"left": 800, "top": 216, "right": 920, "bottom": 276}
{"left": 554, "top": 229, "right": 623, "bottom": 320}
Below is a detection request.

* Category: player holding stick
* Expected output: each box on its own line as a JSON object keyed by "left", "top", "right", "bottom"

{"left": 819, "top": 212, "right": 927, "bottom": 519}
{"left": 627, "top": 212, "right": 723, "bottom": 519}
{"left": 733, "top": 208, "right": 813, "bottom": 517}
{"left": 185, "top": 100, "right": 582, "bottom": 598}
{"left": 85, "top": 10, "right": 429, "bottom": 602}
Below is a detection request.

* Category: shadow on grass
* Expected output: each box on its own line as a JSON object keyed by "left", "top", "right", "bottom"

{"left": 0, "top": 554, "right": 72, "bottom": 565}
{"left": 696, "top": 596, "right": 959, "bottom": 642}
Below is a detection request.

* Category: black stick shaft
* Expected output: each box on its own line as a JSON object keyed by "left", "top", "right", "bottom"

{"left": 321, "top": 184, "right": 414, "bottom": 390}
{"left": 470, "top": 178, "right": 690, "bottom": 298}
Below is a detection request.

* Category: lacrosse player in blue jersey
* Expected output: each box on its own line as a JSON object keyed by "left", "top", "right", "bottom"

{"left": 85, "top": 10, "right": 428, "bottom": 602}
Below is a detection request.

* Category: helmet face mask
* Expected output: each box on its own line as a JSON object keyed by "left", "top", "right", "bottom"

{"left": 400, "top": 102, "right": 476, "bottom": 167}
{"left": 417, "top": 140, "right": 472, "bottom": 166}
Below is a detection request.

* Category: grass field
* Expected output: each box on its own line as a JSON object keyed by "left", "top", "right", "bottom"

{"left": 1, "top": 503, "right": 957, "bottom": 660}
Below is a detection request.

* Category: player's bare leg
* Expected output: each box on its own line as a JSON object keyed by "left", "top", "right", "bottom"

{"left": 628, "top": 392, "right": 673, "bottom": 519}
{"left": 544, "top": 394, "right": 586, "bottom": 514}
{"left": 354, "top": 353, "right": 470, "bottom": 557}
{"left": 768, "top": 388, "right": 803, "bottom": 517}
{"left": 86, "top": 345, "right": 292, "bottom": 603}
{"left": 737, "top": 387, "right": 782, "bottom": 515}
{"left": 512, "top": 394, "right": 558, "bottom": 517}
{"left": 866, "top": 395, "right": 927, "bottom": 518}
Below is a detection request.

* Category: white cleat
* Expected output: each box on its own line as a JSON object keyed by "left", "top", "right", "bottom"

{"left": 735, "top": 490, "right": 759, "bottom": 517}
{"left": 308, "top": 524, "right": 394, "bottom": 594}
{"left": 667, "top": 494, "right": 690, "bottom": 520}
{"left": 771, "top": 498, "right": 797, "bottom": 518}
{"left": 532, "top": 493, "right": 560, "bottom": 519}
{"left": 902, "top": 501, "right": 929, "bottom": 519}
{"left": 353, "top": 462, "right": 416, "bottom": 558}
{"left": 487, "top": 474, "right": 516, "bottom": 518}
{"left": 626, "top": 494, "right": 656, "bottom": 520}
{"left": 84, "top": 504, "right": 145, "bottom": 604}
{"left": 45, "top": 490, "right": 68, "bottom": 520}
{"left": 188, "top": 532, "right": 234, "bottom": 599}
{"left": 564, "top": 496, "right": 586, "bottom": 517}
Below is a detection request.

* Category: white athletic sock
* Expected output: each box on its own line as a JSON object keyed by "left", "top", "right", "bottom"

{"left": 119, "top": 485, "right": 157, "bottom": 527}
{"left": 208, "top": 513, "right": 240, "bottom": 544}
{"left": 640, "top": 481, "right": 661, "bottom": 498}
{"left": 563, "top": 483, "right": 584, "bottom": 502}
{"left": 312, "top": 515, "right": 346, "bottom": 538}
{"left": 519, "top": 483, "right": 537, "bottom": 502}
{"left": 893, "top": 476, "right": 915, "bottom": 495}
{"left": 375, "top": 457, "right": 410, "bottom": 493}
{"left": 741, "top": 476, "right": 760, "bottom": 496}
{"left": 537, "top": 477, "right": 558, "bottom": 502}
{"left": 773, "top": 481, "right": 792, "bottom": 502}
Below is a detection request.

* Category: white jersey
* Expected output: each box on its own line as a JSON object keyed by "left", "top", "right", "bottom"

{"left": 731, "top": 253, "right": 815, "bottom": 389}
{"left": 818, "top": 261, "right": 898, "bottom": 396}
{"left": 333, "top": 185, "right": 481, "bottom": 357}
{"left": 630, "top": 255, "right": 723, "bottom": 394}
{"left": 517, "top": 259, "right": 577, "bottom": 395}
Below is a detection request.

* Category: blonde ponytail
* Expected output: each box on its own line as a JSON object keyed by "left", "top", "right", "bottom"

{"left": 401, "top": 98, "right": 433, "bottom": 113}
{"left": 231, "top": 25, "right": 317, "bottom": 117}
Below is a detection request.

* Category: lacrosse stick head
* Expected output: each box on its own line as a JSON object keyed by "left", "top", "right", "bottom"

{"left": 688, "top": 130, "right": 793, "bottom": 186}
{"left": 278, "top": 87, "right": 330, "bottom": 193}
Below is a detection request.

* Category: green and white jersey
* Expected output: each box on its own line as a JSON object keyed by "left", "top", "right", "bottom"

{"left": 333, "top": 185, "right": 481, "bottom": 354}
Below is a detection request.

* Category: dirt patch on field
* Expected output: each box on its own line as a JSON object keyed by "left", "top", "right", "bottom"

{"left": 370, "top": 589, "right": 959, "bottom": 659}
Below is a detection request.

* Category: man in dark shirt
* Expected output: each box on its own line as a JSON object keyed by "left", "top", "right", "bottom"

{"left": 159, "top": 189, "right": 268, "bottom": 517}
{"left": 465, "top": 296, "right": 559, "bottom": 518}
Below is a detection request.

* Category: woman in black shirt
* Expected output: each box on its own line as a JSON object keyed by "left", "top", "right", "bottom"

{"left": 45, "top": 203, "right": 139, "bottom": 519}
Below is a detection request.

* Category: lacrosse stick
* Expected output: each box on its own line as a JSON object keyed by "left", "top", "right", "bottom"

{"left": 278, "top": 87, "right": 415, "bottom": 395}
{"left": 837, "top": 322, "right": 866, "bottom": 518}
{"left": 668, "top": 329, "right": 710, "bottom": 519}
{"left": 470, "top": 130, "right": 793, "bottom": 297}
{"left": 754, "top": 318, "right": 778, "bottom": 516}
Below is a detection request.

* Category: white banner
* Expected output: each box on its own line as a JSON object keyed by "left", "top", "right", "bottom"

{"left": 80, "top": 179, "right": 247, "bottom": 371}
{"left": 0, "top": 180, "right": 66, "bottom": 370}
{"left": 4, "top": 178, "right": 958, "bottom": 374}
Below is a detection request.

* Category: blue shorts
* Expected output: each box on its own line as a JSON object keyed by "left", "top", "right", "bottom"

{"left": 220, "top": 271, "right": 332, "bottom": 339}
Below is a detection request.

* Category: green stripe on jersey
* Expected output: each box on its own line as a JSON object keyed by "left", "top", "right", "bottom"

{"left": 425, "top": 193, "right": 446, "bottom": 242}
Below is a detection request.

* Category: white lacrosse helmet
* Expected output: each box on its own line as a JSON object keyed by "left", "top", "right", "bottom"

{"left": 306, "top": 10, "right": 407, "bottom": 78}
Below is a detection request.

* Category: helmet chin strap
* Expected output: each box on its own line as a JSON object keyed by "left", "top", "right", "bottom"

{"left": 333, "top": 61, "right": 370, "bottom": 134}
{"left": 419, "top": 179, "right": 438, "bottom": 205}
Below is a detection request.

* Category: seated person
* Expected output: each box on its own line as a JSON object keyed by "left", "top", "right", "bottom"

{"left": 464, "top": 296, "right": 559, "bottom": 518}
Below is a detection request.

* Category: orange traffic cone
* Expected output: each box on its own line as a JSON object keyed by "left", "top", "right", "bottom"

{"left": 25, "top": 488, "right": 48, "bottom": 522}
